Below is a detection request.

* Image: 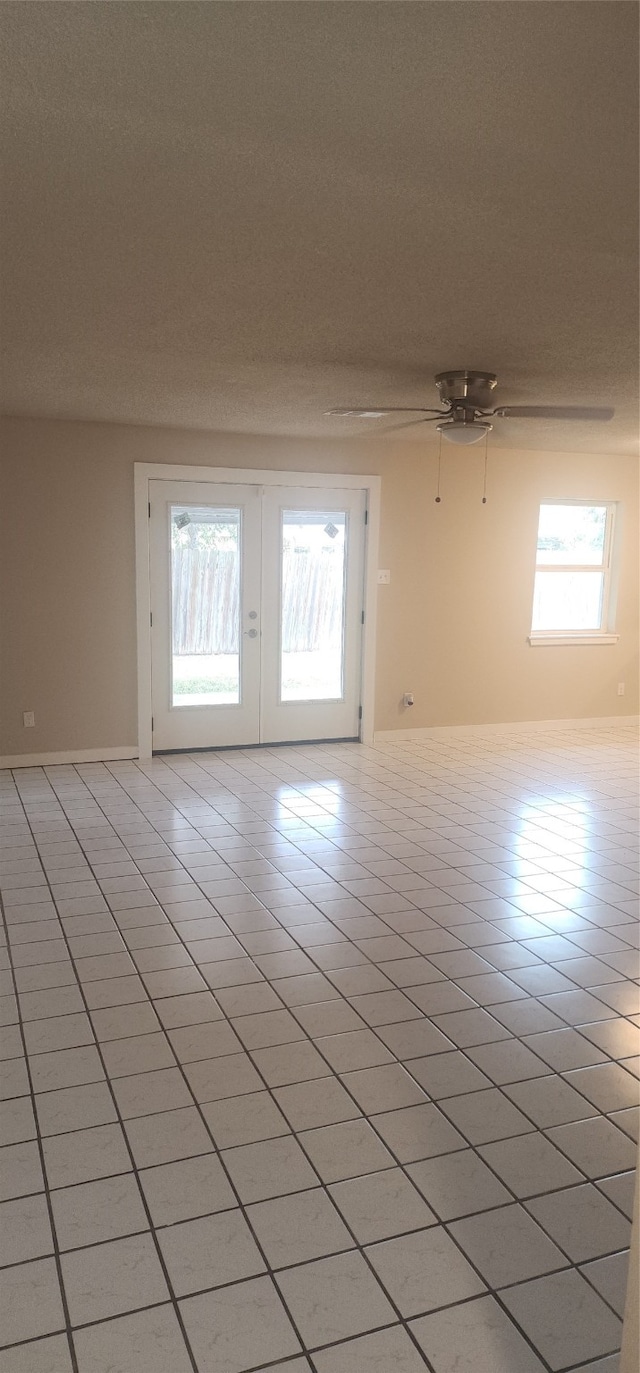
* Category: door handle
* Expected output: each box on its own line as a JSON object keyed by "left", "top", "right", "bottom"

{"left": 245, "top": 628, "right": 259, "bottom": 638}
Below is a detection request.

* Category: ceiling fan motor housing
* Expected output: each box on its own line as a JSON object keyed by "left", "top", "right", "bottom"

{"left": 435, "top": 370, "right": 497, "bottom": 413}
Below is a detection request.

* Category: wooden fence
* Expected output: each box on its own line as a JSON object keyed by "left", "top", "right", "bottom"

{"left": 172, "top": 546, "right": 344, "bottom": 654}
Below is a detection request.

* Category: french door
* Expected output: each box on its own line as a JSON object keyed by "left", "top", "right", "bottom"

{"left": 148, "top": 479, "right": 367, "bottom": 750}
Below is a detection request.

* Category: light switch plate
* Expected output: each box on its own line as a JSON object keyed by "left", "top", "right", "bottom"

{"left": 377, "top": 569, "right": 391, "bottom": 584}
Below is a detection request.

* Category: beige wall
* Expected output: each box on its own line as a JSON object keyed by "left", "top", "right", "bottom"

{"left": 1, "top": 415, "right": 638, "bottom": 757}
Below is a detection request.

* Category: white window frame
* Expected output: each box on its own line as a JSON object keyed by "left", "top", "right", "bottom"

{"left": 528, "top": 499, "right": 619, "bottom": 647}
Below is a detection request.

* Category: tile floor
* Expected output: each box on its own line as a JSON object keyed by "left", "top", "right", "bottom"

{"left": 0, "top": 724, "right": 638, "bottom": 1373}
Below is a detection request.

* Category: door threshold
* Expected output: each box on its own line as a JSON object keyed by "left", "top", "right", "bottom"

{"left": 153, "top": 737, "right": 360, "bottom": 755}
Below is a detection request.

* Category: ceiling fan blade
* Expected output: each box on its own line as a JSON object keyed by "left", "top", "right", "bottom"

{"left": 326, "top": 407, "right": 445, "bottom": 417}
{"left": 495, "top": 405, "right": 615, "bottom": 422}
{"left": 375, "top": 415, "right": 446, "bottom": 434}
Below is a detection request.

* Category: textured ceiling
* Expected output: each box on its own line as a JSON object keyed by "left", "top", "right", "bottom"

{"left": 1, "top": 1, "right": 638, "bottom": 452}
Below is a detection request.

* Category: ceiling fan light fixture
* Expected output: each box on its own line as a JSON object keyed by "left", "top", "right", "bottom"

{"left": 437, "top": 419, "right": 492, "bottom": 446}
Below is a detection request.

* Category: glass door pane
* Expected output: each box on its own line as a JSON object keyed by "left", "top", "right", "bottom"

{"left": 280, "top": 510, "right": 347, "bottom": 701}
{"left": 150, "top": 480, "right": 261, "bottom": 751}
{"left": 171, "top": 505, "right": 241, "bottom": 707}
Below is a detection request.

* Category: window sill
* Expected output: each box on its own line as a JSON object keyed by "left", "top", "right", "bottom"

{"left": 528, "top": 633, "right": 619, "bottom": 647}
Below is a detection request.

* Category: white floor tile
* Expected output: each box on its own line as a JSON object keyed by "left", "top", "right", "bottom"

{"left": 1, "top": 726, "right": 636, "bottom": 1371}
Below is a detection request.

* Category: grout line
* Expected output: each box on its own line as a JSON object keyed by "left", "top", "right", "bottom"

{"left": 0, "top": 739, "right": 636, "bottom": 1369}
{"left": 0, "top": 897, "right": 81, "bottom": 1373}
{"left": 39, "top": 767, "right": 450, "bottom": 1373}
{"left": 3, "top": 802, "right": 204, "bottom": 1372}
{"left": 70, "top": 763, "right": 567, "bottom": 1370}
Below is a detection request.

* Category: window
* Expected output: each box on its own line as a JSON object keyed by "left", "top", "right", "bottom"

{"left": 530, "top": 502, "right": 617, "bottom": 644}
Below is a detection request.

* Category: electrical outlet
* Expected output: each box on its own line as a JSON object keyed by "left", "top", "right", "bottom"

{"left": 617, "top": 683, "right": 625, "bottom": 696}
{"left": 23, "top": 711, "right": 35, "bottom": 728}
{"left": 377, "top": 569, "right": 391, "bottom": 584}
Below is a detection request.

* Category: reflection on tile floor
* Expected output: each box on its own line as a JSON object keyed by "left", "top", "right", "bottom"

{"left": 0, "top": 725, "right": 638, "bottom": 1372}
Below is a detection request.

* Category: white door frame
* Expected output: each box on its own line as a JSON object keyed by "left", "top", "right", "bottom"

{"left": 134, "top": 463, "right": 381, "bottom": 758}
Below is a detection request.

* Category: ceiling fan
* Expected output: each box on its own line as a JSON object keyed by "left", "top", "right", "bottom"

{"left": 327, "top": 370, "right": 615, "bottom": 445}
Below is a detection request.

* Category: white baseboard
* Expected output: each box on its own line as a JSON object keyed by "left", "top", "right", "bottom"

{"left": 2, "top": 719, "right": 637, "bottom": 764}
{"left": 0, "top": 747, "right": 139, "bottom": 770}
{"left": 374, "top": 715, "right": 640, "bottom": 743}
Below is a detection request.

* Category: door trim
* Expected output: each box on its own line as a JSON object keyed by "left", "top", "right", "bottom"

{"left": 134, "top": 463, "right": 381, "bottom": 758}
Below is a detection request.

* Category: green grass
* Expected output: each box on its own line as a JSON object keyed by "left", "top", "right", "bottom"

{"left": 173, "top": 676, "right": 236, "bottom": 694}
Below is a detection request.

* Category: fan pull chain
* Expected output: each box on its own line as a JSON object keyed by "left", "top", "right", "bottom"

{"left": 435, "top": 432, "right": 443, "bottom": 503}
{"left": 482, "top": 431, "right": 489, "bottom": 504}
